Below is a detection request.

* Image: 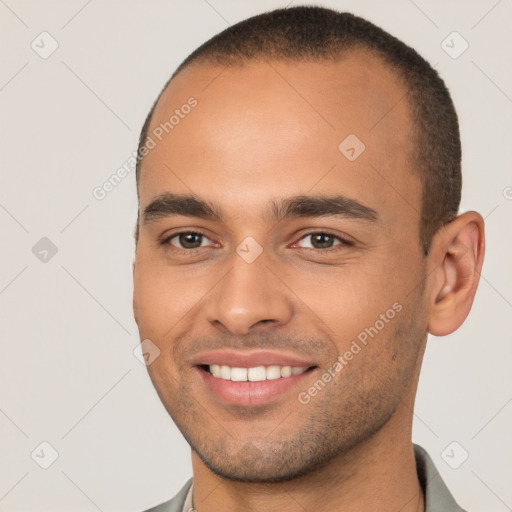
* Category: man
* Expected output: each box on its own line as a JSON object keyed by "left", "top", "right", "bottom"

{"left": 132, "top": 6, "right": 485, "bottom": 512}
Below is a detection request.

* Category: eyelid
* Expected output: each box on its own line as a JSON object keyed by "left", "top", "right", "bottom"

{"left": 161, "top": 230, "right": 217, "bottom": 250}
{"left": 161, "top": 229, "right": 353, "bottom": 253}
{"left": 290, "top": 230, "right": 354, "bottom": 250}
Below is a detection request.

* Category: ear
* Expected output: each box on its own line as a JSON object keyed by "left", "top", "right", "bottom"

{"left": 427, "top": 211, "right": 485, "bottom": 336}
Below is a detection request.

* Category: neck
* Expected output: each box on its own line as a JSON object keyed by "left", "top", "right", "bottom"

{"left": 190, "top": 340, "right": 428, "bottom": 512}
{"left": 190, "top": 400, "right": 424, "bottom": 512}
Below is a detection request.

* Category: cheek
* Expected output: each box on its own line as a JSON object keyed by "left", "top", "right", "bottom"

{"left": 338, "top": 307, "right": 421, "bottom": 401}
{"left": 304, "top": 266, "right": 396, "bottom": 334}
{"left": 133, "top": 263, "right": 201, "bottom": 335}
{"left": 133, "top": 276, "right": 171, "bottom": 337}
{"left": 308, "top": 266, "right": 420, "bottom": 366}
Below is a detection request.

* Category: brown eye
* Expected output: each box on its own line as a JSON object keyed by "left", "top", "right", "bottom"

{"left": 296, "top": 232, "right": 349, "bottom": 250}
{"left": 166, "top": 232, "right": 211, "bottom": 250}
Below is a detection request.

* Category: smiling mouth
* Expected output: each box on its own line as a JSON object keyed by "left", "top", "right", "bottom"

{"left": 195, "top": 362, "right": 318, "bottom": 406}
{"left": 202, "top": 364, "right": 314, "bottom": 382}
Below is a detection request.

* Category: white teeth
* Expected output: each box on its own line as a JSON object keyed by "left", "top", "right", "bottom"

{"left": 208, "top": 364, "right": 309, "bottom": 381}
{"left": 248, "top": 366, "right": 266, "bottom": 382}
{"left": 280, "top": 365, "right": 292, "bottom": 377}
{"left": 266, "top": 365, "right": 282, "bottom": 380}
{"left": 230, "top": 367, "right": 248, "bottom": 382}
{"left": 220, "top": 365, "right": 231, "bottom": 380}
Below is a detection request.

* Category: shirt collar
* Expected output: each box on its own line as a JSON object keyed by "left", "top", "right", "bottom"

{"left": 181, "top": 444, "right": 466, "bottom": 512}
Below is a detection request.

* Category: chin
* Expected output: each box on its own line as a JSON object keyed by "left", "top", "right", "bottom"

{"left": 190, "top": 436, "right": 349, "bottom": 484}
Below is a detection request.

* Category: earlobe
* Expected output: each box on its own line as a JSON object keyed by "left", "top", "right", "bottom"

{"left": 427, "top": 211, "right": 485, "bottom": 336}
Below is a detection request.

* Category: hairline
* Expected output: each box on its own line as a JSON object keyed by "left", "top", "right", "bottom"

{"left": 137, "top": 44, "right": 413, "bottom": 189}
{"left": 135, "top": 47, "right": 438, "bottom": 255}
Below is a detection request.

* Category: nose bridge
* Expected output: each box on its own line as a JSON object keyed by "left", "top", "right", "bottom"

{"left": 205, "top": 249, "right": 293, "bottom": 334}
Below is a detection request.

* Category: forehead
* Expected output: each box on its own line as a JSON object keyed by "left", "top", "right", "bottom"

{"left": 139, "top": 52, "right": 419, "bottom": 227}
{"left": 150, "top": 52, "right": 410, "bottom": 138}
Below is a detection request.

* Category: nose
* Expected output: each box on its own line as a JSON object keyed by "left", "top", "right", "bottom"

{"left": 205, "top": 254, "right": 294, "bottom": 335}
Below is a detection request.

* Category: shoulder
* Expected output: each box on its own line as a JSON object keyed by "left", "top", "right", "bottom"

{"left": 141, "top": 478, "right": 193, "bottom": 512}
{"left": 414, "top": 444, "right": 468, "bottom": 512}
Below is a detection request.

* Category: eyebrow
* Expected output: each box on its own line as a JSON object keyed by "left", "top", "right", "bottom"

{"left": 142, "top": 192, "right": 379, "bottom": 225}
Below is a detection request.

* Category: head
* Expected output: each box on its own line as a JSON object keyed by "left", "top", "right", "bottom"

{"left": 132, "top": 6, "right": 484, "bottom": 482}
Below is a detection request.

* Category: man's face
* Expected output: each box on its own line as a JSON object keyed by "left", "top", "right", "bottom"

{"left": 133, "top": 53, "right": 430, "bottom": 481}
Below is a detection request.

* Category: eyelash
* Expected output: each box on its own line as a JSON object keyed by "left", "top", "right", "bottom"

{"left": 160, "top": 231, "right": 213, "bottom": 253}
{"left": 160, "top": 230, "right": 353, "bottom": 254}
{"left": 295, "top": 230, "right": 354, "bottom": 250}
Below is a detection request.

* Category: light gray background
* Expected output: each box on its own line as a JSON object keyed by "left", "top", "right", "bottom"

{"left": 0, "top": 1, "right": 511, "bottom": 511}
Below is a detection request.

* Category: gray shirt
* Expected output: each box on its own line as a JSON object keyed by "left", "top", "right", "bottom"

{"left": 143, "top": 444, "right": 467, "bottom": 512}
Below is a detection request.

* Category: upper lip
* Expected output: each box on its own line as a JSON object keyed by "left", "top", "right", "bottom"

{"left": 190, "top": 350, "right": 318, "bottom": 368}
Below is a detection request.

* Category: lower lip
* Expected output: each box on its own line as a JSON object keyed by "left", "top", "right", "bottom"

{"left": 197, "top": 366, "right": 315, "bottom": 406}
